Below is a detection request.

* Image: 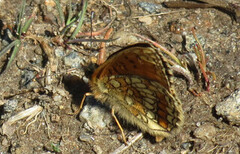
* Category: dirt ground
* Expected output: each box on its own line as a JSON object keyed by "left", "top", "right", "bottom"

{"left": 0, "top": 0, "right": 240, "bottom": 153}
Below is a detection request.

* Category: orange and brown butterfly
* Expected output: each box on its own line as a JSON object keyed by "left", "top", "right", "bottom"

{"left": 88, "top": 43, "right": 183, "bottom": 142}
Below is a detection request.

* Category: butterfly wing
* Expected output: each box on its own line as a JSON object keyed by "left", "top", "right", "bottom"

{"left": 90, "top": 43, "right": 183, "bottom": 138}
{"left": 92, "top": 43, "right": 171, "bottom": 90}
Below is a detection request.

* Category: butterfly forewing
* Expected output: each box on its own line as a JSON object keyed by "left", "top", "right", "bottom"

{"left": 92, "top": 44, "right": 171, "bottom": 90}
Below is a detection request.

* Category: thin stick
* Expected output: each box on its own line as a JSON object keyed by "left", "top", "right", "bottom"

{"left": 110, "top": 133, "right": 143, "bottom": 154}
{"left": 132, "top": 11, "right": 183, "bottom": 18}
{"left": 90, "top": 11, "right": 94, "bottom": 50}
{"left": 67, "top": 38, "right": 117, "bottom": 44}
{"left": 133, "top": 33, "right": 181, "bottom": 65}
{"left": 76, "top": 17, "right": 116, "bottom": 37}
{"left": 97, "top": 28, "right": 113, "bottom": 65}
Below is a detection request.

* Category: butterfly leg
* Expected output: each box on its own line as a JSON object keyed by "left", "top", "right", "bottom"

{"left": 68, "top": 92, "right": 92, "bottom": 115}
{"left": 111, "top": 109, "right": 128, "bottom": 145}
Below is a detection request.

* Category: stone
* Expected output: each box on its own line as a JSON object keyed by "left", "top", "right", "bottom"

{"left": 215, "top": 89, "right": 240, "bottom": 125}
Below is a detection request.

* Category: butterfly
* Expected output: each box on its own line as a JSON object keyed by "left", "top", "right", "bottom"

{"left": 88, "top": 43, "right": 183, "bottom": 142}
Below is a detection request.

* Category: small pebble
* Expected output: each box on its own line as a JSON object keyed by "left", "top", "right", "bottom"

{"left": 93, "top": 145, "right": 103, "bottom": 154}
{"left": 20, "top": 70, "right": 36, "bottom": 88}
{"left": 196, "top": 122, "right": 201, "bottom": 127}
{"left": 159, "top": 150, "right": 168, "bottom": 154}
{"left": 215, "top": 89, "right": 240, "bottom": 125}
{"left": 79, "top": 103, "right": 112, "bottom": 130}
{"left": 2, "top": 137, "right": 8, "bottom": 146}
{"left": 193, "top": 123, "right": 216, "bottom": 140}
{"left": 3, "top": 99, "right": 18, "bottom": 113}
{"left": 0, "top": 99, "right": 5, "bottom": 106}
{"left": 112, "top": 31, "right": 138, "bottom": 46}
{"left": 45, "top": 0, "right": 56, "bottom": 7}
{"left": 181, "top": 141, "right": 194, "bottom": 150}
{"left": 51, "top": 114, "right": 60, "bottom": 123}
{"left": 138, "top": 16, "right": 153, "bottom": 25}
{"left": 53, "top": 94, "right": 62, "bottom": 102}
{"left": 185, "top": 34, "right": 205, "bottom": 52}
{"left": 170, "top": 34, "right": 183, "bottom": 43}
{"left": 79, "top": 133, "right": 94, "bottom": 142}
{"left": 64, "top": 51, "right": 84, "bottom": 69}
{"left": 138, "top": 2, "right": 161, "bottom": 13}
{"left": 55, "top": 47, "right": 65, "bottom": 57}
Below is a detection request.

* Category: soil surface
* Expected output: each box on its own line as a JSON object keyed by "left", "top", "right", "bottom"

{"left": 0, "top": 0, "right": 240, "bottom": 153}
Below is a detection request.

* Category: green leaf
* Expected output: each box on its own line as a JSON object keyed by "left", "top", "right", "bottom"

{"left": 17, "top": 0, "right": 26, "bottom": 37}
{"left": 54, "top": 0, "right": 65, "bottom": 26}
{"left": 6, "top": 40, "right": 21, "bottom": 69}
{"left": 70, "top": 0, "right": 88, "bottom": 39}
{"left": 0, "top": 40, "right": 19, "bottom": 58}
